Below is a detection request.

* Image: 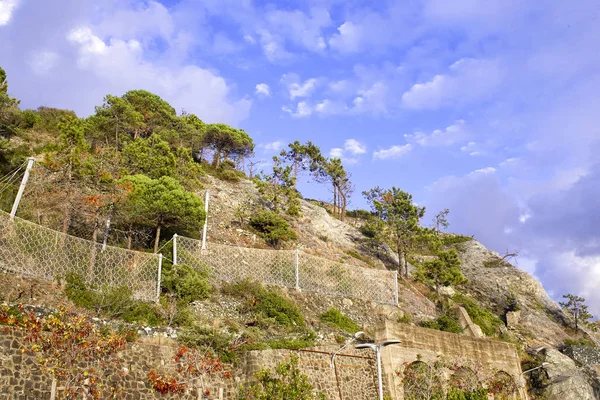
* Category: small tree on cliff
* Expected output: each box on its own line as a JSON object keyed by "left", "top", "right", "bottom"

{"left": 363, "top": 187, "right": 425, "bottom": 277}
{"left": 560, "top": 294, "right": 593, "bottom": 331}
{"left": 422, "top": 249, "right": 467, "bottom": 295}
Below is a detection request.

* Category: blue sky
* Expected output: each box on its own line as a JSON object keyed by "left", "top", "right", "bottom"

{"left": 1, "top": 0, "right": 600, "bottom": 315}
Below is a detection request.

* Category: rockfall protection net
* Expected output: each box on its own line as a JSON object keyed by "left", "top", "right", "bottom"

{"left": 176, "top": 236, "right": 398, "bottom": 305}
{"left": 0, "top": 210, "right": 161, "bottom": 302}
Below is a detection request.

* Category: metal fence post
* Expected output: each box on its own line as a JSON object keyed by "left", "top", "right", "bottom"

{"left": 295, "top": 249, "right": 300, "bottom": 291}
{"left": 10, "top": 157, "right": 35, "bottom": 220}
{"left": 394, "top": 270, "right": 399, "bottom": 306}
{"left": 156, "top": 254, "right": 163, "bottom": 303}
{"left": 201, "top": 190, "right": 210, "bottom": 250}
{"left": 172, "top": 234, "right": 178, "bottom": 265}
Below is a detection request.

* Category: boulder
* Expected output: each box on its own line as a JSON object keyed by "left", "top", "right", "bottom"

{"left": 539, "top": 349, "right": 598, "bottom": 400}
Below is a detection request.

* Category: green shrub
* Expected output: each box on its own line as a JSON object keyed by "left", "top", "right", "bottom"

{"left": 397, "top": 313, "right": 413, "bottom": 324}
{"left": 564, "top": 338, "right": 596, "bottom": 347}
{"left": 249, "top": 210, "right": 297, "bottom": 246}
{"left": 222, "top": 279, "right": 305, "bottom": 327}
{"left": 421, "top": 313, "right": 463, "bottom": 333}
{"left": 447, "top": 388, "right": 488, "bottom": 400}
{"left": 161, "top": 263, "right": 212, "bottom": 303}
{"left": 178, "top": 324, "right": 236, "bottom": 362}
{"left": 121, "top": 303, "right": 162, "bottom": 326}
{"left": 238, "top": 355, "right": 326, "bottom": 400}
{"left": 64, "top": 273, "right": 163, "bottom": 326}
{"left": 346, "top": 209, "right": 375, "bottom": 220}
{"left": 268, "top": 332, "right": 316, "bottom": 350}
{"left": 217, "top": 168, "right": 242, "bottom": 182}
{"left": 452, "top": 293, "right": 503, "bottom": 336}
{"left": 441, "top": 235, "right": 473, "bottom": 246}
{"left": 320, "top": 308, "right": 360, "bottom": 333}
{"left": 358, "top": 222, "right": 378, "bottom": 239}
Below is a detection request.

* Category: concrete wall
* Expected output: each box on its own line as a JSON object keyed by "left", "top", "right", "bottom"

{"left": 375, "top": 321, "right": 524, "bottom": 399}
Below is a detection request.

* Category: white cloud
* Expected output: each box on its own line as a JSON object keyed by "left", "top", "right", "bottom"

{"left": 314, "top": 99, "right": 348, "bottom": 115}
{"left": 329, "top": 148, "right": 343, "bottom": 158}
{"left": 405, "top": 119, "right": 467, "bottom": 147}
{"left": 255, "top": 83, "right": 271, "bottom": 97}
{"left": 460, "top": 141, "right": 484, "bottom": 156}
{"left": 29, "top": 50, "right": 60, "bottom": 75}
{"left": 373, "top": 144, "right": 413, "bottom": 160}
{"left": 258, "top": 141, "right": 282, "bottom": 152}
{"left": 344, "top": 139, "right": 366, "bottom": 155}
{"left": 258, "top": 30, "right": 293, "bottom": 62}
{"left": 402, "top": 58, "right": 502, "bottom": 110}
{"left": 243, "top": 35, "right": 256, "bottom": 44}
{"left": 328, "top": 21, "right": 363, "bottom": 53}
{"left": 282, "top": 101, "right": 312, "bottom": 118}
{"left": 265, "top": 7, "right": 331, "bottom": 53}
{"left": 65, "top": 26, "right": 251, "bottom": 124}
{"left": 281, "top": 74, "right": 320, "bottom": 100}
{"left": 0, "top": 0, "right": 18, "bottom": 25}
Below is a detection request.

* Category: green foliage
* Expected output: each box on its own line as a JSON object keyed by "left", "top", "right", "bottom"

{"left": 319, "top": 308, "right": 360, "bottom": 333}
{"left": 203, "top": 123, "right": 254, "bottom": 167}
{"left": 563, "top": 337, "right": 596, "bottom": 347}
{"left": 121, "top": 136, "right": 176, "bottom": 178}
{"left": 249, "top": 210, "right": 297, "bottom": 247}
{"left": 446, "top": 388, "right": 488, "bottom": 400}
{"left": 452, "top": 293, "right": 503, "bottom": 336}
{"left": 239, "top": 355, "right": 326, "bottom": 400}
{"left": 343, "top": 250, "right": 376, "bottom": 267}
{"left": 441, "top": 235, "right": 473, "bottom": 246}
{"left": 162, "top": 263, "right": 212, "bottom": 303}
{"left": 420, "top": 249, "right": 468, "bottom": 293}
{"left": 64, "top": 273, "right": 162, "bottom": 326}
{"left": 560, "top": 293, "right": 593, "bottom": 331}
{"left": 255, "top": 156, "right": 301, "bottom": 216}
{"left": 222, "top": 279, "right": 305, "bottom": 327}
{"left": 119, "top": 174, "right": 205, "bottom": 251}
{"left": 267, "top": 333, "right": 316, "bottom": 350}
{"left": 433, "top": 208, "right": 450, "bottom": 233}
{"left": 363, "top": 186, "right": 426, "bottom": 276}
{"left": 345, "top": 209, "right": 375, "bottom": 220}
{"left": 397, "top": 313, "right": 413, "bottom": 324}
{"left": 421, "top": 313, "right": 463, "bottom": 333}
{"left": 178, "top": 325, "right": 235, "bottom": 361}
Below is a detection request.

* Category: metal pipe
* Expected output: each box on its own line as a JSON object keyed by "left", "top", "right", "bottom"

{"left": 201, "top": 190, "right": 209, "bottom": 250}
{"left": 10, "top": 158, "right": 35, "bottom": 220}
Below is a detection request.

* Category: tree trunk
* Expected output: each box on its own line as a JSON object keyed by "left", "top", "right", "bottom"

{"left": 127, "top": 234, "right": 132, "bottom": 250}
{"left": 213, "top": 151, "right": 221, "bottom": 168}
{"left": 153, "top": 225, "right": 161, "bottom": 253}
{"left": 293, "top": 160, "right": 298, "bottom": 189}
{"left": 332, "top": 184, "right": 337, "bottom": 217}
{"left": 61, "top": 164, "right": 73, "bottom": 236}
{"left": 88, "top": 218, "right": 99, "bottom": 280}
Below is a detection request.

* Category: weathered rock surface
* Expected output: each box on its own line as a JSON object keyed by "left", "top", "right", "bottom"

{"left": 542, "top": 349, "right": 600, "bottom": 400}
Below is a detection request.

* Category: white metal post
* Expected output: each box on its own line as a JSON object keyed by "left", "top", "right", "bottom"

{"left": 156, "top": 254, "right": 163, "bottom": 302}
{"left": 201, "top": 190, "right": 210, "bottom": 250}
{"left": 101, "top": 205, "right": 112, "bottom": 251}
{"left": 376, "top": 345, "right": 384, "bottom": 400}
{"left": 295, "top": 249, "right": 300, "bottom": 290}
{"left": 394, "top": 270, "right": 399, "bottom": 306}
{"left": 10, "top": 157, "right": 35, "bottom": 220}
{"left": 172, "top": 234, "right": 178, "bottom": 265}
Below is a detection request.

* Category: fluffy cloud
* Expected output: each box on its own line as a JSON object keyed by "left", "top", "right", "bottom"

{"left": 329, "top": 148, "right": 343, "bottom": 158}
{"left": 258, "top": 141, "right": 282, "bottom": 152}
{"left": 264, "top": 7, "right": 330, "bottom": 53}
{"left": 255, "top": 83, "right": 271, "bottom": 97}
{"left": 0, "top": 0, "right": 19, "bottom": 25}
{"left": 402, "top": 59, "right": 502, "bottom": 110}
{"left": 281, "top": 101, "right": 312, "bottom": 118}
{"left": 405, "top": 120, "right": 467, "bottom": 147}
{"left": 0, "top": 0, "right": 251, "bottom": 125}
{"left": 281, "top": 74, "right": 320, "bottom": 100}
{"left": 373, "top": 144, "right": 413, "bottom": 160}
{"left": 344, "top": 139, "right": 366, "bottom": 155}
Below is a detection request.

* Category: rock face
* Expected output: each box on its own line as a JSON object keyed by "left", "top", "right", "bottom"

{"left": 542, "top": 349, "right": 600, "bottom": 400}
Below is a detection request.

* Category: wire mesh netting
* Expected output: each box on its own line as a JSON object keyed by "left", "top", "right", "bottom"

{"left": 176, "top": 235, "right": 398, "bottom": 305}
{"left": 0, "top": 210, "right": 161, "bottom": 302}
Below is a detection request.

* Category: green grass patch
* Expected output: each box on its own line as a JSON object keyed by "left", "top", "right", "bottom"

{"left": 421, "top": 313, "right": 463, "bottom": 333}
{"left": 452, "top": 292, "right": 503, "bottom": 336}
{"left": 222, "top": 279, "right": 305, "bottom": 327}
{"left": 319, "top": 308, "right": 360, "bottom": 333}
